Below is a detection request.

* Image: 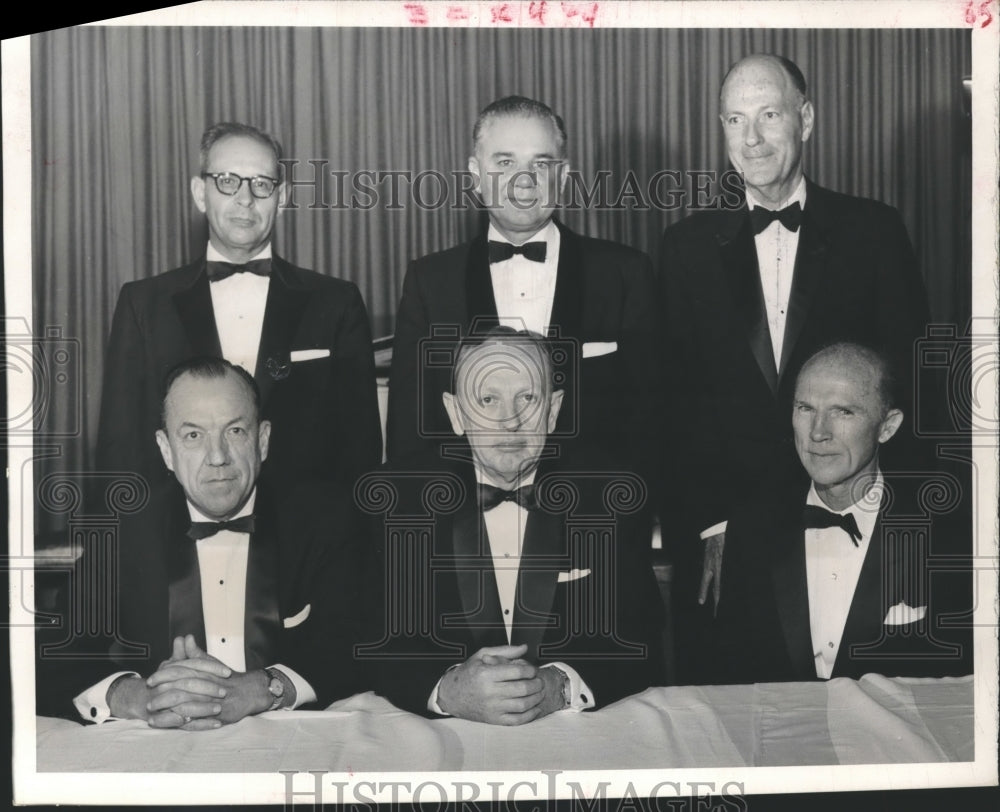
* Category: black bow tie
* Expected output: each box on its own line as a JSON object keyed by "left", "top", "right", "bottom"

{"left": 802, "top": 505, "right": 862, "bottom": 546}
{"left": 488, "top": 240, "right": 547, "bottom": 264}
{"left": 205, "top": 258, "right": 272, "bottom": 282}
{"left": 186, "top": 514, "right": 256, "bottom": 541}
{"left": 478, "top": 483, "right": 538, "bottom": 512}
{"left": 749, "top": 202, "right": 802, "bottom": 234}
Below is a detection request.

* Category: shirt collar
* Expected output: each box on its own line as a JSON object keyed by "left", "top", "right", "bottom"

{"left": 206, "top": 243, "right": 272, "bottom": 262}
{"left": 806, "top": 470, "right": 883, "bottom": 541}
{"left": 487, "top": 220, "right": 558, "bottom": 247}
{"left": 474, "top": 466, "right": 538, "bottom": 490}
{"left": 745, "top": 176, "right": 807, "bottom": 212}
{"left": 187, "top": 488, "right": 257, "bottom": 523}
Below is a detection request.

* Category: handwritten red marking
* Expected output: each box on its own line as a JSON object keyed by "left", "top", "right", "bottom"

{"left": 491, "top": 3, "right": 514, "bottom": 23}
{"left": 446, "top": 5, "right": 469, "bottom": 20}
{"left": 529, "top": 0, "right": 548, "bottom": 25}
{"left": 965, "top": 0, "right": 994, "bottom": 27}
{"left": 404, "top": 3, "right": 428, "bottom": 25}
{"left": 560, "top": 1, "right": 599, "bottom": 27}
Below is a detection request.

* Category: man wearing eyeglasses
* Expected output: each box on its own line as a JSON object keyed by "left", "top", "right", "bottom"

{"left": 97, "top": 122, "right": 382, "bottom": 495}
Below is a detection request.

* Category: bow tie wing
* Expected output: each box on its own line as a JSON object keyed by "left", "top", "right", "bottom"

{"left": 802, "top": 505, "right": 861, "bottom": 546}
{"left": 477, "top": 484, "right": 538, "bottom": 511}
{"left": 186, "top": 515, "right": 256, "bottom": 540}
{"left": 205, "top": 258, "right": 273, "bottom": 281}
{"left": 487, "top": 241, "right": 547, "bottom": 263}
{"left": 749, "top": 202, "right": 802, "bottom": 234}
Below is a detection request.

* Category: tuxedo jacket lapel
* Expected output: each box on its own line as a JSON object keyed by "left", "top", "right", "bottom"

{"left": 172, "top": 259, "right": 223, "bottom": 359}
{"left": 463, "top": 233, "right": 500, "bottom": 332}
{"left": 511, "top": 508, "right": 564, "bottom": 661}
{"left": 770, "top": 509, "right": 816, "bottom": 680}
{"left": 549, "top": 221, "right": 584, "bottom": 339}
{"left": 254, "top": 258, "right": 310, "bottom": 406}
{"left": 166, "top": 492, "right": 207, "bottom": 653}
{"left": 778, "top": 182, "right": 830, "bottom": 384}
{"left": 449, "top": 496, "right": 507, "bottom": 650}
{"left": 717, "top": 212, "right": 779, "bottom": 394}
{"left": 243, "top": 496, "right": 282, "bottom": 672}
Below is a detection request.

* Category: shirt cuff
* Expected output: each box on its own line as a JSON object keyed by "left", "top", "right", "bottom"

{"left": 700, "top": 520, "right": 728, "bottom": 540}
{"left": 544, "top": 663, "right": 594, "bottom": 711}
{"left": 73, "top": 672, "right": 139, "bottom": 724}
{"left": 268, "top": 663, "right": 316, "bottom": 709}
{"left": 427, "top": 664, "right": 461, "bottom": 715}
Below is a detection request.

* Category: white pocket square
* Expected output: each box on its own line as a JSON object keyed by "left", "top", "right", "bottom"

{"left": 883, "top": 602, "right": 926, "bottom": 626}
{"left": 290, "top": 349, "right": 330, "bottom": 362}
{"left": 557, "top": 568, "right": 591, "bottom": 583}
{"left": 283, "top": 604, "right": 311, "bottom": 628}
{"left": 582, "top": 342, "right": 617, "bottom": 359}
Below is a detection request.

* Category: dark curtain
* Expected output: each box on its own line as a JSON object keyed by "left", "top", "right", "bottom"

{"left": 31, "top": 26, "right": 972, "bottom": 526}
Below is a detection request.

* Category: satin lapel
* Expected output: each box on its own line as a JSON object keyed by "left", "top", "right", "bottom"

{"left": 172, "top": 259, "right": 223, "bottom": 358}
{"left": 548, "top": 221, "right": 584, "bottom": 339}
{"left": 770, "top": 511, "right": 816, "bottom": 679}
{"left": 450, "top": 496, "right": 506, "bottom": 649}
{"left": 718, "top": 213, "right": 778, "bottom": 394}
{"left": 167, "top": 490, "right": 206, "bottom": 650}
{"left": 511, "top": 508, "right": 563, "bottom": 661}
{"left": 463, "top": 233, "right": 500, "bottom": 332}
{"left": 254, "top": 258, "right": 310, "bottom": 407}
{"left": 243, "top": 494, "right": 282, "bottom": 672}
{"left": 778, "top": 189, "right": 829, "bottom": 383}
{"left": 835, "top": 505, "right": 889, "bottom": 676}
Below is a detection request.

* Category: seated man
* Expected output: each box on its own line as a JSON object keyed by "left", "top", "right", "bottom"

{"left": 363, "top": 328, "right": 664, "bottom": 724}
{"left": 714, "top": 342, "right": 972, "bottom": 684}
{"left": 64, "top": 357, "right": 366, "bottom": 728}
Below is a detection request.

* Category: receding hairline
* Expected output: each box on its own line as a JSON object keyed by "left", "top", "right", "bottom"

{"left": 452, "top": 337, "right": 555, "bottom": 397}
{"left": 720, "top": 54, "right": 807, "bottom": 107}
{"left": 796, "top": 344, "right": 895, "bottom": 412}
{"left": 162, "top": 365, "right": 261, "bottom": 427}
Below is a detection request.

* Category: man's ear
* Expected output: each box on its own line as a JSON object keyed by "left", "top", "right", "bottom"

{"left": 442, "top": 392, "right": 466, "bottom": 436}
{"left": 800, "top": 100, "right": 815, "bottom": 143}
{"left": 878, "top": 408, "right": 904, "bottom": 444}
{"left": 258, "top": 420, "right": 272, "bottom": 462}
{"left": 190, "top": 175, "right": 207, "bottom": 214}
{"left": 547, "top": 389, "right": 565, "bottom": 434}
{"left": 468, "top": 156, "right": 482, "bottom": 195}
{"left": 276, "top": 179, "right": 290, "bottom": 210}
{"left": 556, "top": 159, "right": 570, "bottom": 197}
{"left": 155, "top": 429, "right": 175, "bottom": 473}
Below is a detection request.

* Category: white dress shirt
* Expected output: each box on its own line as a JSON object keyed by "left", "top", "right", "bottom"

{"left": 745, "top": 176, "right": 807, "bottom": 368}
{"left": 206, "top": 242, "right": 271, "bottom": 375}
{"left": 488, "top": 221, "right": 560, "bottom": 336}
{"left": 73, "top": 490, "right": 315, "bottom": 723}
{"left": 805, "top": 473, "right": 883, "bottom": 679}
{"left": 428, "top": 466, "right": 594, "bottom": 714}
{"left": 700, "top": 178, "right": 809, "bottom": 541}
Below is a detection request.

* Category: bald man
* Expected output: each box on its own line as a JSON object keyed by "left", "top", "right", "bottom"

{"left": 713, "top": 343, "right": 971, "bottom": 683}
{"left": 659, "top": 55, "right": 931, "bottom": 682}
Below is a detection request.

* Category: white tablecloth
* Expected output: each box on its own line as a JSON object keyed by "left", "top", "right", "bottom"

{"left": 36, "top": 674, "right": 974, "bottom": 772}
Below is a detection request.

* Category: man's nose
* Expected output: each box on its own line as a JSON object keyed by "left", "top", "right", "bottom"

{"left": 233, "top": 177, "right": 256, "bottom": 205}
{"left": 206, "top": 433, "right": 231, "bottom": 465}
{"left": 743, "top": 119, "right": 762, "bottom": 146}
{"left": 810, "top": 414, "right": 831, "bottom": 442}
{"left": 496, "top": 403, "right": 523, "bottom": 430}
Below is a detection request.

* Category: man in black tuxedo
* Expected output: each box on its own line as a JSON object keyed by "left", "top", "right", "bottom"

{"left": 366, "top": 330, "right": 664, "bottom": 723}
{"left": 60, "top": 358, "right": 366, "bottom": 728}
{"left": 660, "top": 55, "right": 931, "bottom": 679}
{"left": 97, "top": 122, "right": 381, "bottom": 494}
{"left": 387, "top": 96, "right": 659, "bottom": 484}
{"left": 714, "top": 343, "right": 971, "bottom": 684}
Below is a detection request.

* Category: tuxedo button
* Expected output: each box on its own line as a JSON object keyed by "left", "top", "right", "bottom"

{"left": 90, "top": 707, "right": 97, "bottom": 718}
{"left": 828, "top": 642, "right": 834, "bottom": 648}
{"left": 504, "top": 609, "right": 510, "bottom": 615}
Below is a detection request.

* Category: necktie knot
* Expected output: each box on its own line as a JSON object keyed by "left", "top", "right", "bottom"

{"left": 478, "top": 483, "right": 538, "bottom": 512}
{"left": 802, "top": 505, "right": 862, "bottom": 546}
{"left": 187, "top": 514, "right": 256, "bottom": 541}
{"left": 488, "top": 240, "right": 547, "bottom": 264}
{"left": 206, "top": 258, "right": 272, "bottom": 282}
{"left": 749, "top": 201, "right": 802, "bottom": 235}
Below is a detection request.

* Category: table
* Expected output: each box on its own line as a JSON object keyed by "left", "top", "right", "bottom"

{"left": 36, "top": 674, "right": 973, "bottom": 772}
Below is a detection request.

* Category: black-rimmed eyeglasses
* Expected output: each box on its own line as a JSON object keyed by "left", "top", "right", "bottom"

{"left": 201, "top": 172, "right": 281, "bottom": 199}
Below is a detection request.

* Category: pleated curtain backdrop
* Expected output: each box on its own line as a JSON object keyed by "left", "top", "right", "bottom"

{"left": 31, "top": 26, "right": 972, "bottom": 525}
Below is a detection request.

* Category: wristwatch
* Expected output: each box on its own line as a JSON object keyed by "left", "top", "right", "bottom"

{"left": 264, "top": 667, "right": 285, "bottom": 711}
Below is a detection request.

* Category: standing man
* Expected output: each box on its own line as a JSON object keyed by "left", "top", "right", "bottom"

{"left": 714, "top": 344, "right": 971, "bottom": 683}
{"left": 368, "top": 330, "right": 664, "bottom": 722}
{"left": 98, "top": 122, "right": 381, "bottom": 494}
{"left": 387, "top": 96, "right": 659, "bottom": 486}
{"left": 660, "top": 55, "right": 930, "bottom": 679}
{"left": 55, "top": 358, "right": 368, "bottom": 727}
